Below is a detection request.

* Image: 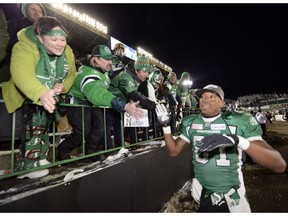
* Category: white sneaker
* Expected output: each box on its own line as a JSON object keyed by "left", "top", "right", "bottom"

{"left": 39, "top": 159, "right": 51, "bottom": 166}
{"left": 17, "top": 169, "right": 49, "bottom": 179}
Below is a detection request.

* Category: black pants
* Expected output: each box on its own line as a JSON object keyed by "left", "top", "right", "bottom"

{"left": 260, "top": 123, "right": 267, "bottom": 137}
{"left": 58, "top": 106, "right": 104, "bottom": 155}
{"left": 105, "top": 108, "right": 123, "bottom": 149}
{"left": 169, "top": 108, "right": 177, "bottom": 134}
{"left": 197, "top": 189, "right": 230, "bottom": 212}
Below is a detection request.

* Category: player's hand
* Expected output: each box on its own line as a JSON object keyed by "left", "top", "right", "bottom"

{"left": 155, "top": 103, "right": 171, "bottom": 127}
{"left": 198, "top": 134, "right": 239, "bottom": 152}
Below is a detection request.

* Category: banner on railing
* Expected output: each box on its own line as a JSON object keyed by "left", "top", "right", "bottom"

{"left": 124, "top": 109, "right": 149, "bottom": 127}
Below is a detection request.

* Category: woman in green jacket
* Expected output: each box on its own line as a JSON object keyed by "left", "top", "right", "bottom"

{"left": 2, "top": 16, "right": 77, "bottom": 178}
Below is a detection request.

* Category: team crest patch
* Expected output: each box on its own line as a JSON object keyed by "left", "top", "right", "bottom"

{"left": 192, "top": 124, "right": 203, "bottom": 130}
{"left": 104, "top": 46, "right": 112, "bottom": 54}
{"left": 211, "top": 124, "right": 226, "bottom": 130}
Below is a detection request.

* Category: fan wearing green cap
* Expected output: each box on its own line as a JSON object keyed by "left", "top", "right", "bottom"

{"left": 109, "top": 54, "right": 157, "bottom": 144}
{"left": 1, "top": 4, "right": 46, "bottom": 82}
{"left": 57, "top": 45, "right": 144, "bottom": 161}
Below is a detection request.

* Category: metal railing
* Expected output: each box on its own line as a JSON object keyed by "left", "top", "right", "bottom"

{"left": 0, "top": 101, "right": 181, "bottom": 180}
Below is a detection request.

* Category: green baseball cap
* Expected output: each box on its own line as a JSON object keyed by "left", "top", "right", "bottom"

{"left": 92, "top": 45, "right": 117, "bottom": 60}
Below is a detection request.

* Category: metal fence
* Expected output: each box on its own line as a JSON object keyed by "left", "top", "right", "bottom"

{"left": 0, "top": 100, "right": 183, "bottom": 180}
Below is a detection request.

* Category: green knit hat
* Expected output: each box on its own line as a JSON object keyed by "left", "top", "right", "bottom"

{"left": 21, "top": 4, "right": 46, "bottom": 18}
{"left": 134, "top": 55, "right": 153, "bottom": 73}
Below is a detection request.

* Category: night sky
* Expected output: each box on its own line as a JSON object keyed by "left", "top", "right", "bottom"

{"left": 2, "top": 3, "right": 288, "bottom": 100}
{"left": 73, "top": 3, "right": 288, "bottom": 100}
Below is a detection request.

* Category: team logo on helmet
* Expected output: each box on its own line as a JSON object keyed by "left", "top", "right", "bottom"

{"left": 113, "top": 43, "right": 125, "bottom": 50}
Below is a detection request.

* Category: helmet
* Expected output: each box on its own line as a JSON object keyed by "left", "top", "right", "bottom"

{"left": 113, "top": 43, "right": 125, "bottom": 51}
{"left": 149, "top": 68, "right": 164, "bottom": 90}
{"left": 181, "top": 71, "right": 190, "bottom": 80}
{"left": 113, "top": 43, "right": 125, "bottom": 59}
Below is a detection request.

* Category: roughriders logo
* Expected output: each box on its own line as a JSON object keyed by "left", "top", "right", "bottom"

{"left": 104, "top": 46, "right": 112, "bottom": 54}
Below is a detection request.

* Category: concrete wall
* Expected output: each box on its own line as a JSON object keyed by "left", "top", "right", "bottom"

{"left": 0, "top": 146, "right": 193, "bottom": 212}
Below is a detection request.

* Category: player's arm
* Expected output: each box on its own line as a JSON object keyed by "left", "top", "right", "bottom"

{"left": 163, "top": 132, "right": 188, "bottom": 156}
{"left": 246, "top": 140, "right": 286, "bottom": 173}
{"left": 156, "top": 104, "right": 189, "bottom": 156}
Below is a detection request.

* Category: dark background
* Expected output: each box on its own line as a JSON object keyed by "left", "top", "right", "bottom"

{"left": 2, "top": 3, "right": 288, "bottom": 100}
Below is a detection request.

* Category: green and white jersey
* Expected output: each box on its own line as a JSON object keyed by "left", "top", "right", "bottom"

{"left": 180, "top": 111, "right": 262, "bottom": 194}
{"left": 68, "top": 65, "right": 116, "bottom": 107}
{"left": 177, "top": 80, "right": 189, "bottom": 97}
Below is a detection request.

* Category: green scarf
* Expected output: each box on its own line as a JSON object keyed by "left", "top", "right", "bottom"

{"left": 25, "top": 26, "right": 68, "bottom": 89}
{"left": 25, "top": 26, "right": 68, "bottom": 121}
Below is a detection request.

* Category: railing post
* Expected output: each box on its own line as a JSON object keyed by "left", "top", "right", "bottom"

{"left": 10, "top": 111, "right": 16, "bottom": 173}
{"left": 81, "top": 106, "right": 85, "bottom": 155}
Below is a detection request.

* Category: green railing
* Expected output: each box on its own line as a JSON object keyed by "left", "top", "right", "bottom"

{"left": 0, "top": 101, "right": 184, "bottom": 180}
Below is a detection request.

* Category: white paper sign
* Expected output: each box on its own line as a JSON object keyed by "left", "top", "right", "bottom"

{"left": 124, "top": 109, "right": 149, "bottom": 127}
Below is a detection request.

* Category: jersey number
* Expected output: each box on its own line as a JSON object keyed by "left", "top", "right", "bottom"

{"left": 194, "top": 135, "right": 231, "bottom": 166}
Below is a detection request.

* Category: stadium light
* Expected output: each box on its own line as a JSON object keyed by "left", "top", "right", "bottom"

{"left": 51, "top": 3, "right": 108, "bottom": 34}
{"left": 137, "top": 47, "right": 172, "bottom": 72}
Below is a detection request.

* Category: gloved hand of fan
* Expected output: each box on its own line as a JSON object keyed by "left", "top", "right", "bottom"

{"left": 198, "top": 134, "right": 250, "bottom": 152}
{"left": 155, "top": 103, "right": 171, "bottom": 127}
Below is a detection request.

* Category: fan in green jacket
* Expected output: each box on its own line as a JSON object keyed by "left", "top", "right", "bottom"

{"left": 2, "top": 16, "right": 77, "bottom": 179}
{"left": 109, "top": 55, "right": 157, "bottom": 144}
{"left": 57, "top": 45, "right": 144, "bottom": 161}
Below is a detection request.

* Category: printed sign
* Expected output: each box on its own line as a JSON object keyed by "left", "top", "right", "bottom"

{"left": 124, "top": 109, "right": 149, "bottom": 127}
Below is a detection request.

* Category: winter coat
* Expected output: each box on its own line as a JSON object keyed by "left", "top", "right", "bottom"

{"left": 68, "top": 64, "right": 116, "bottom": 107}
{"left": 2, "top": 27, "right": 76, "bottom": 113}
